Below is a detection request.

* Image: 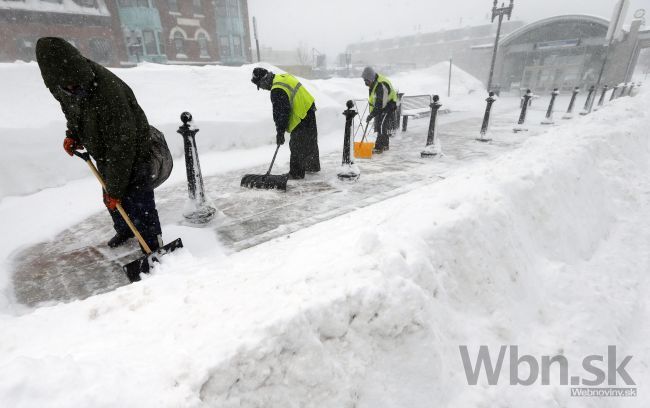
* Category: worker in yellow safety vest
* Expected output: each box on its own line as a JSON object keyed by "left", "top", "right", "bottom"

{"left": 251, "top": 67, "right": 320, "bottom": 179}
{"left": 362, "top": 66, "right": 398, "bottom": 153}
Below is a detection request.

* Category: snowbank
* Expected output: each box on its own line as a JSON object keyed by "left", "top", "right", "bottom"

{"left": 0, "top": 88, "right": 648, "bottom": 407}
{"left": 0, "top": 62, "right": 336, "bottom": 199}
{"left": 0, "top": 61, "right": 483, "bottom": 200}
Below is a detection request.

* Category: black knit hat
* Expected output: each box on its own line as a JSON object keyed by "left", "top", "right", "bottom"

{"left": 251, "top": 67, "right": 269, "bottom": 89}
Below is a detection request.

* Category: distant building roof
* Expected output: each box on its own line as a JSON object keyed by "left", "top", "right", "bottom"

{"left": 500, "top": 15, "right": 610, "bottom": 48}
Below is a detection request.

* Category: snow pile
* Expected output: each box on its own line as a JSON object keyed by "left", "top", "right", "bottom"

{"left": 310, "top": 61, "right": 485, "bottom": 110}
{"left": 0, "top": 88, "right": 648, "bottom": 406}
{"left": 0, "top": 61, "right": 484, "bottom": 200}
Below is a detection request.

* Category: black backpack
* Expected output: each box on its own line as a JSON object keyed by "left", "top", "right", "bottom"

{"left": 149, "top": 126, "right": 173, "bottom": 189}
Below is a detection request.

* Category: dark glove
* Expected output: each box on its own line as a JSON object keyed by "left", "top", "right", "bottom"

{"left": 365, "top": 114, "right": 373, "bottom": 123}
{"left": 276, "top": 132, "right": 285, "bottom": 145}
{"left": 103, "top": 192, "right": 121, "bottom": 211}
{"left": 63, "top": 131, "right": 83, "bottom": 156}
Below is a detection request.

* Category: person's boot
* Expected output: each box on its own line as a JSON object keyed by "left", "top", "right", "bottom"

{"left": 107, "top": 232, "right": 133, "bottom": 248}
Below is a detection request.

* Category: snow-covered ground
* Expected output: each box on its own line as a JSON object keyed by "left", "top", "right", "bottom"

{"left": 0, "top": 60, "right": 648, "bottom": 407}
{"left": 0, "top": 61, "right": 482, "bottom": 200}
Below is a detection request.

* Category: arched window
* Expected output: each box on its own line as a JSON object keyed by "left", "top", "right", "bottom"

{"left": 173, "top": 31, "right": 186, "bottom": 57}
{"left": 198, "top": 33, "right": 209, "bottom": 58}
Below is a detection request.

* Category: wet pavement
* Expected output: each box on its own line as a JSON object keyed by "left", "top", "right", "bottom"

{"left": 11, "top": 103, "right": 550, "bottom": 306}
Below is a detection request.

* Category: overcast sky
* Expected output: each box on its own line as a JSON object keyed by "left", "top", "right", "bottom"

{"left": 247, "top": 0, "right": 647, "bottom": 56}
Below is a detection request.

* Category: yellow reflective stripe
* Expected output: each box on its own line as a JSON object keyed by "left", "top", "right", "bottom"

{"left": 273, "top": 81, "right": 302, "bottom": 105}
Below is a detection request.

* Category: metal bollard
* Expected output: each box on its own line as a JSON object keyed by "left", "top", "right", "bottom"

{"left": 609, "top": 84, "right": 619, "bottom": 102}
{"left": 580, "top": 85, "right": 595, "bottom": 115}
{"left": 628, "top": 83, "right": 635, "bottom": 96}
{"left": 396, "top": 92, "right": 404, "bottom": 131}
{"left": 476, "top": 92, "right": 496, "bottom": 143}
{"left": 337, "top": 101, "right": 360, "bottom": 181}
{"left": 177, "top": 112, "right": 216, "bottom": 224}
{"left": 619, "top": 83, "right": 628, "bottom": 98}
{"left": 514, "top": 89, "right": 533, "bottom": 132}
{"left": 402, "top": 115, "right": 409, "bottom": 132}
{"left": 541, "top": 88, "right": 559, "bottom": 125}
{"left": 562, "top": 87, "right": 580, "bottom": 119}
{"left": 594, "top": 85, "right": 609, "bottom": 110}
{"left": 421, "top": 95, "right": 443, "bottom": 158}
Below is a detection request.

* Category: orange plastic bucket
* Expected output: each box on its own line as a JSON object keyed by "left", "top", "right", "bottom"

{"left": 354, "top": 141, "right": 375, "bottom": 159}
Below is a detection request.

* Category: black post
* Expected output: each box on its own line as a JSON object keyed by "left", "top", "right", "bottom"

{"left": 421, "top": 95, "right": 442, "bottom": 158}
{"left": 396, "top": 92, "right": 404, "bottom": 131}
{"left": 477, "top": 92, "right": 496, "bottom": 142}
{"left": 541, "top": 88, "right": 559, "bottom": 125}
{"left": 562, "top": 87, "right": 580, "bottom": 119}
{"left": 487, "top": 0, "right": 514, "bottom": 93}
{"left": 619, "top": 83, "right": 628, "bottom": 98}
{"left": 609, "top": 84, "right": 619, "bottom": 101}
{"left": 595, "top": 85, "right": 609, "bottom": 109}
{"left": 253, "top": 17, "right": 261, "bottom": 62}
{"left": 337, "top": 101, "right": 360, "bottom": 181}
{"left": 580, "top": 85, "right": 595, "bottom": 115}
{"left": 448, "top": 57, "right": 453, "bottom": 97}
{"left": 513, "top": 89, "right": 532, "bottom": 132}
{"left": 402, "top": 115, "right": 409, "bottom": 132}
{"left": 177, "top": 112, "right": 216, "bottom": 223}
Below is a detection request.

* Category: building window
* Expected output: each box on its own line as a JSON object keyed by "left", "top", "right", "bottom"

{"left": 16, "top": 38, "right": 36, "bottom": 62}
{"left": 198, "top": 33, "right": 209, "bottom": 57}
{"left": 157, "top": 32, "right": 165, "bottom": 55}
{"left": 193, "top": 0, "right": 202, "bottom": 15}
{"left": 173, "top": 31, "right": 186, "bottom": 57}
{"left": 89, "top": 38, "right": 112, "bottom": 63}
{"left": 215, "top": 0, "right": 227, "bottom": 17}
{"left": 168, "top": 0, "right": 178, "bottom": 13}
{"left": 74, "top": 0, "right": 97, "bottom": 6}
{"left": 232, "top": 35, "right": 242, "bottom": 57}
{"left": 219, "top": 35, "right": 231, "bottom": 57}
{"left": 227, "top": 0, "right": 239, "bottom": 17}
{"left": 143, "top": 30, "right": 157, "bottom": 55}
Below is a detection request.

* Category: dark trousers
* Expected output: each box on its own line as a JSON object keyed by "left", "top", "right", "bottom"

{"left": 374, "top": 106, "right": 396, "bottom": 150}
{"left": 108, "top": 188, "right": 162, "bottom": 250}
{"left": 289, "top": 108, "right": 320, "bottom": 178}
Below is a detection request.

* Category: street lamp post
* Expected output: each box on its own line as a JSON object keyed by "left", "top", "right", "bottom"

{"left": 253, "top": 17, "right": 261, "bottom": 62}
{"left": 486, "top": 0, "right": 514, "bottom": 93}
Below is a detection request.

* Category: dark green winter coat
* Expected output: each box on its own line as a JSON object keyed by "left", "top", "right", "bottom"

{"left": 35, "top": 37, "right": 152, "bottom": 198}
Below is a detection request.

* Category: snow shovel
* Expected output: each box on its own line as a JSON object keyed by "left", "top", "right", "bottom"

{"left": 73, "top": 151, "right": 183, "bottom": 283}
{"left": 354, "top": 121, "right": 375, "bottom": 159}
{"left": 240, "top": 144, "right": 288, "bottom": 191}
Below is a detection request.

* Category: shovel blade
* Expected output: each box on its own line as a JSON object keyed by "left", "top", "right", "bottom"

{"left": 123, "top": 238, "right": 184, "bottom": 283}
{"left": 240, "top": 174, "right": 288, "bottom": 191}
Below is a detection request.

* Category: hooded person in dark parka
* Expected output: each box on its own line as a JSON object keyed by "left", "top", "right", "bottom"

{"left": 35, "top": 37, "right": 162, "bottom": 251}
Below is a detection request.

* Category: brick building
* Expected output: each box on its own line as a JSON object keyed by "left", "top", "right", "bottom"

{"left": 0, "top": 0, "right": 124, "bottom": 65}
{"left": 0, "top": 0, "right": 252, "bottom": 66}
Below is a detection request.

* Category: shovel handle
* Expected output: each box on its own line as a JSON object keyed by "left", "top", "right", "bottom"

{"left": 73, "top": 150, "right": 152, "bottom": 254}
{"left": 266, "top": 144, "right": 281, "bottom": 176}
{"left": 360, "top": 120, "right": 370, "bottom": 144}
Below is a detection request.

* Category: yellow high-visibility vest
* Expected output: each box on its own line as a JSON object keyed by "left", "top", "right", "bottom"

{"left": 272, "top": 73, "right": 315, "bottom": 133}
{"left": 369, "top": 74, "right": 397, "bottom": 112}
